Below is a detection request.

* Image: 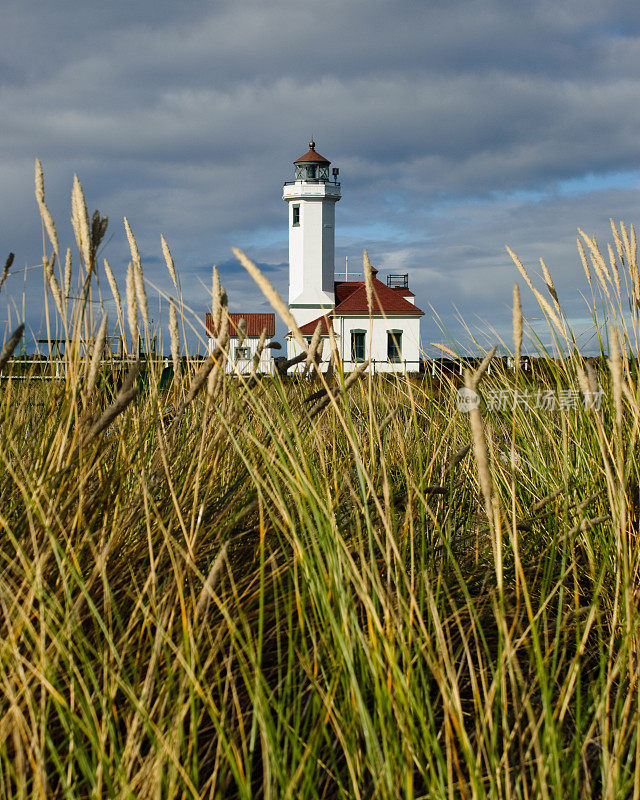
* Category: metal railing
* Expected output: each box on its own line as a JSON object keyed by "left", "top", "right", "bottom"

{"left": 386, "top": 274, "right": 409, "bottom": 289}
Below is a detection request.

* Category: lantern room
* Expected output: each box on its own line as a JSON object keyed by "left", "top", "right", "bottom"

{"left": 293, "top": 140, "right": 336, "bottom": 182}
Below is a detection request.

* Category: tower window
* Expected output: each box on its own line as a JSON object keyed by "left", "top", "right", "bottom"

{"left": 292, "top": 205, "right": 300, "bottom": 227}
{"left": 351, "top": 330, "right": 366, "bottom": 363}
{"left": 387, "top": 330, "right": 402, "bottom": 363}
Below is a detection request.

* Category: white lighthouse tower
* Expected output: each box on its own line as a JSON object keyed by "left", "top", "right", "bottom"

{"left": 283, "top": 141, "right": 341, "bottom": 330}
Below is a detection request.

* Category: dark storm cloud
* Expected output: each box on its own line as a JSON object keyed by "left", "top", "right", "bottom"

{"left": 0, "top": 0, "right": 638, "bottom": 351}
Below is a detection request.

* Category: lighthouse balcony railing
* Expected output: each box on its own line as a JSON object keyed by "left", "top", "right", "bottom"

{"left": 283, "top": 179, "right": 341, "bottom": 187}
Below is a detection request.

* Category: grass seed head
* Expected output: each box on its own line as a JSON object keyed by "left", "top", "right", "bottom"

{"left": 71, "top": 174, "right": 91, "bottom": 269}
{"left": 512, "top": 283, "right": 522, "bottom": 368}
{"left": 161, "top": 234, "right": 178, "bottom": 292}
{"left": 169, "top": 298, "right": 180, "bottom": 378}
{"left": 126, "top": 261, "right": 138, "bottom": 354}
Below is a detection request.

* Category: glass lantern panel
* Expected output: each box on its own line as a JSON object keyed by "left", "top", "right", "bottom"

{"left": 317, "top": 166, "right": 329, "bottom": 180}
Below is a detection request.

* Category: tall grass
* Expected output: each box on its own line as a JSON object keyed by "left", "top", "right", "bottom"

{"left": 0, "top": 167, "right": 638, "bottom": 798}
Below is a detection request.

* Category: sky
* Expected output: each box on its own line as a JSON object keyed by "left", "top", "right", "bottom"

{"left": 1, "top": 0, "right": 639, "bottom": 356}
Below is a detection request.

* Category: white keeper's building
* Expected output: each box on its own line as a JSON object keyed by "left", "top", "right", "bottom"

{"left": 284, "top": 141, "right": 424, "bottom": 372}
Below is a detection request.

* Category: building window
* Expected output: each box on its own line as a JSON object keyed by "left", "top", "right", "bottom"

{"left": 387, "top": 330, "right": 402, "bottom": 363}
{"left": 351, "top": 330, "right": 366, "bottom": 362}
{"left": 292, "top": 205, "right": 300, "bottom": 227}
{"left": 306, "top": 165, "right": 317, "bottom": 180}
{"left": 235, "top": 346, "right": 251, "bottom": 361}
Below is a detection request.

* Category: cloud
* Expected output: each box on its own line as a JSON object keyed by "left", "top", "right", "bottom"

{"left": 1, "top": 0, "right": 638, "bottom": 353}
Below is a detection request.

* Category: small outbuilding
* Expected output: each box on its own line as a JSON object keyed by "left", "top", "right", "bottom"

{"left": 206, "top": 312, "right": 275, "bottom": 374}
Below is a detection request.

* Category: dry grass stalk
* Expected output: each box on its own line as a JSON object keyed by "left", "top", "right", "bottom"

{"left": 195, "top": 541, "right": 230, "bottom": 619}
{"left": 619, "top": 221, "right": 640, "bottom": 308}
{"left": 512, "top": 283, "right": 522, "bottom": 369}
{"left": 207, "top": 307, "right": 229, "bottom": 399}
{"left": 607, "top": 243, "right": 622, "bottom": 300}
{"left": 327, "top": 322, "right": 340, "bottom": 366}
{"left": 575, "top": 363, "right": 591, "bottom": 401}
{"left": 540, "top": 259, "right": 560, "bottom": 312}
{"left": 577, "top": 239, "right": 592, "bottom": 289}
{"left": 86, "top": 361, "right": 140, "bottom": 441}
{"left": 309, "top": 359, "right": 370, "bottom": 417}
{"left": 35, "top": 157, "right": 44, "bottom": 204}
{"left": 71, "top": 175, "right": 91, "bottom": 269}
{"left": 252, "top": 328, "right": 268, "bottom": 376}
{"left": 103, "top": 259, "right": 123, "bottom": 330}
{"left": 585, "top": 358, "right": 599, "bottom": 395}
{"left": 577, "top": 358, "right": 600, "bottom": 411}
{"left": 126, "top": 261, "right": 138, "bottom": 354}
{"left": 620, "top": 221, "right": 632, "bottom": 262}
{"left": 507, "top": 246, "right": 566, "bottom": 336}
{"left": 169, "top": 299, "right": 180, "bottom": 379}
{"left": 35, "top": 159, "right": 59, "bottom": 257}
{"left": 237, "top": 318, "right": 247, "bottom": 347}
{"left": 305, "top": 321, "right": 322, "bottom": 369}
{"left": 44, "top": 254, "right": 64, "bottom": 316}
{"left": 124, "top": 219, "right": 149, "bottom": 333}
{"left": 464, "top": 370, "right": 493, "bottom": 518}
{"left": 464, "top": 346, "right": 497, "bottom": 519}
{"left": 608, "top": 326, "right": 623, "bottom": 431}
{"left": 363, "top": 249, "right": 374, "bottom": 314}
{"left": 531, "top": 285, "right": 566, "bottom": 337}
{"left": 207, "top": 362, "right": 221, "bottom": 401}
{"left": 0, "top": 323, "right": 25, "bottom": 372}
{"left": 185, "top": 349, "right": 221, "bottom": 407}
{"left": 210, "top": 266, "right": 222, "bottom": 339}
{"left": 505, "top": 245, "right": 535, "bottom": 293}
{"left": 0, "top": 253, "right": 14, "bottom": 292}
{"left": 85, "top": 314, "right": 108, "bottom": 398}
{"left": 469, "top": 345, "right": 497, "bottom": 390}
{"left": 161, "top": 234, "right": 178, "bottom": 292}
{"left": 430, "top": 342, "right": 459, "bottom": 359}
{"left": 233, "top": 248, "right": 306, "bottom": 350}
{"left": 610, "top": 219, "right": 626, "bottom": 267}
{"left": 579, "top": 229, "right": 612, "bottom": 300}
{"left": 64, "top": 249, "right": 72, "bottom": 300}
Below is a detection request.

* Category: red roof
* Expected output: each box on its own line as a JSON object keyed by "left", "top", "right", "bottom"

{"left": 206, "top": 312, "right": 275, "bottom": 338}
{"left": 334, "top": 281, "right": 362, "bottom": 304}
{"left": 294, "top": 141, "right": 330, "bottom": 165}
{"left": 298, "top": 315, "right": 334, "bottom": 336}
{"left": 392, "top": 287, "right": 415, "bottom": 298}
{"left": 333, "top": 276, "right": 424, "bottom": 316}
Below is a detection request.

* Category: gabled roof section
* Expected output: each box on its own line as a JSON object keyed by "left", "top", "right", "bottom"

{"left": 206, "top": 312, "right": 275, "bottom": 338}
{"left": 333, "top": 277, "right": 424, "bottom": 316}
{"left": 294, "top": 140, "right": 330, "bottom": 165}
{"left": 298, "top": 315, "right": 334, "bottom": 336}
{"left": 334, "top": 281, "right": 362, "bottom": 304}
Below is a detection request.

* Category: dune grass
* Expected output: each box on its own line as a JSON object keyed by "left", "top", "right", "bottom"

{"left": 0, "top": 169, "right": 638, "bottom": 798}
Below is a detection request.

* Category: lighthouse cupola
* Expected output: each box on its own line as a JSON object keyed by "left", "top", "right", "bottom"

{"left": 283, "top": 141, "right": 341, "bottom": 326}
{"left": 294, "top": 140, "right": 332, "bottom": 182}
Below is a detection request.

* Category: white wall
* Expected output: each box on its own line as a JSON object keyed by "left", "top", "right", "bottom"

{"left": 338, "top": 316, "right": 422, "bottom": 372}
{"left": 284, "top": 181, "right": 340, "bottom": 326}
{"left": 208, "top": 336, "right": 274, "bottom": 375}
{"left": 286, "top": 315, "right": 422, "bottom": 373}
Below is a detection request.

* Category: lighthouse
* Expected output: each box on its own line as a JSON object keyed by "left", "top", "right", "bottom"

{"left": 283, "top": 141, "right": 341, "bottom": 328}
